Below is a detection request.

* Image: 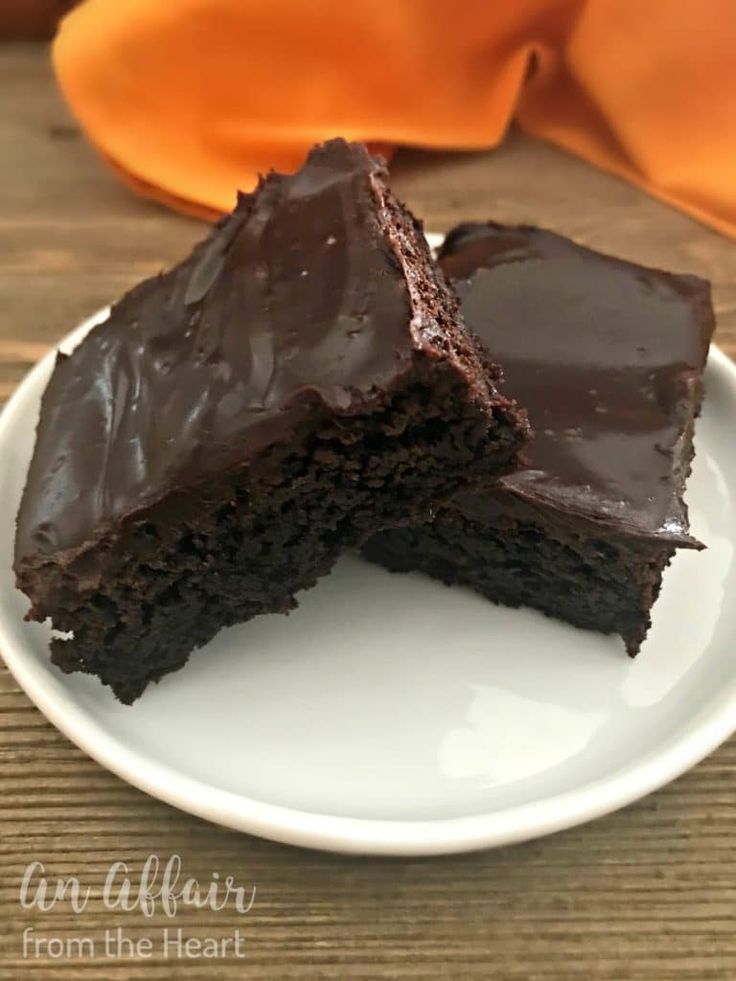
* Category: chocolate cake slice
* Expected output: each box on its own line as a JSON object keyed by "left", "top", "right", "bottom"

{"left": 364, "top": 223, "right": 715, "bottom": 654}
{"left": 14, "top": 144, "right": 528, "bottom": 702}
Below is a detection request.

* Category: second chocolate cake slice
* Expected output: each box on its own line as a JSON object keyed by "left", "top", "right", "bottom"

{"left": 14, "top": 142, "right": 527, "bottom": 702}
{"left": 364, "top": 222, "right": 715, "bottom": 654}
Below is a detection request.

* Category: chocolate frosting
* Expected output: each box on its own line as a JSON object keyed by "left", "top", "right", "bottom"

{"left": 439, "top": 223, "right": 715, "bottom": 543}
{"left": 16, "top": 140, "right": 438, "bottom": 563}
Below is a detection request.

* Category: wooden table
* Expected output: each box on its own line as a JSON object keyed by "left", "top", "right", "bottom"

{"left": 2, "top": 45, "right": 735, "bottom": 980}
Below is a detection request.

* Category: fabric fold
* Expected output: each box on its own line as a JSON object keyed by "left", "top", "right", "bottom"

{"left": 53, "top": 0, "right": 735, "bottom": 235}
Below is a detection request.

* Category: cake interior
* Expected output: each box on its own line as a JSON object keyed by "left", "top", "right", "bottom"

{"left": 362, "top": 501, "right": 683, "bottom": 656}
{"left": 43, "top": 359, "right": 519, "bottom": 703}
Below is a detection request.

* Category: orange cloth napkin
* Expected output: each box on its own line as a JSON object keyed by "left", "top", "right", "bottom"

{"left": 53, "top": 0, "right": 736, "bottom": 236}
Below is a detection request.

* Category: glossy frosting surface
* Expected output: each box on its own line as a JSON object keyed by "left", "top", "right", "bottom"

{"left": 440, "top": 224, "right": 714, "bottom": 541}
{"left": 16, "top": 141, "right": 427, "bottom": 560}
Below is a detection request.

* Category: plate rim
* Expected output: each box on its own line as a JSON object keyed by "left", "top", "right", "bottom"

{"left": 1, "top": 313, "right": 736, "bottom": 856}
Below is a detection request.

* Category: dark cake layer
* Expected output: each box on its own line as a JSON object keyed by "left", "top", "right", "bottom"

{"left": 364, "top": 223, "right": 715, "bottom": 653}
{"left": 363, "top": 487, "right": 680, "bottom": 655}
{"left": 15, "top": 144, "right": 528, "bottom": 702}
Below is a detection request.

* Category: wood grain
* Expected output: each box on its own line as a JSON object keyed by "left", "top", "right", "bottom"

{"left": 1, "top": 44, "right": 735, "bottom": 980}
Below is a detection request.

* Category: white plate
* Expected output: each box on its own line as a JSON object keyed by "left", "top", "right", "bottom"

{"left": 2, "top": 306, "right": 736, "bottom": 855}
